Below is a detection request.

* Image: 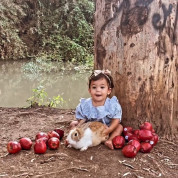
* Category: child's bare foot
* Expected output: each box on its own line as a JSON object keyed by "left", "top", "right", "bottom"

{"left": 105, "top": 140, "right": 114, "bottom": 150}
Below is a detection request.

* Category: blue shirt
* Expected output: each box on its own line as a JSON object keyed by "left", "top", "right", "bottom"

{"left": 75, "top": 96, "right": 122, "bottom": 126}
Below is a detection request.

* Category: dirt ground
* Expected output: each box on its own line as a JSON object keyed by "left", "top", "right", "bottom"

{"left": 0, "top": 107, "right": 178, "bottom": 178}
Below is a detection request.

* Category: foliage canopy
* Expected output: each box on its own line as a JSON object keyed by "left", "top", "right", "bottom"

{"left": 0, "top": 0, "right": 94, "bottom": 64}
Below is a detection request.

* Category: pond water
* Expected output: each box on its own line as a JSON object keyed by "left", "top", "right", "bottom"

{"left": 0, "top": 60, "right": 90, "bottom": 109}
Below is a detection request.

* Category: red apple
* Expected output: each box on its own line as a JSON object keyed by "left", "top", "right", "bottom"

{"left": 140, "top": 122, "right": 153, "bottom": 131}
{"left": 128, "top": 134, "right": 140, "bottom": 142}
{"left": 112, "top": 136, "right": 125, "bottom": 149}
{"left": 54, "top": 128, "right": 64, "bottom": 140}
{"left": 140, "top": 142, "right": 153, "bottom": 153}
{"left": 152, "top": 133, "right": 159, "bottom": 145}
{"left": 146, "top": 133, "right": 159, "bottom": 146}
{"left": 48, "top": 131, "right": 60, "bottom": 139}
{"left": 48, "top": 137, "right": 60, "bottom": 149}
{"left": 39, "top": 137, "right": 48, "bottom": 143}
{"left": 123, "top": 127, "right": 133, "bottom": 135}
{"left": 34, "top": 139, "right": 47, "bottom": 154}
{"left": 133, "top": 129, "right": 139, "bottom": 136}
{"left": 7, "top": 141, "right": 21, "bottom": 154}
{"left": 138, "top": 130, "right": 153, "bottom": 142}
{"left": 122, "top": 145, "right": 137, "bottom": 158}
{"left": 35, "top": 132, "right": 49, "bottom": 142}
{"left": 19, "top": 137, "right": 32, "bottom": 150}
{"left": 124, "top": 132, "right": 133, "bottom": 141}
{"left": 151, "top": 129, "right": 155, "bottom": 133}
{"left": 128, "top": 140, "right": 141, "bottom": 152}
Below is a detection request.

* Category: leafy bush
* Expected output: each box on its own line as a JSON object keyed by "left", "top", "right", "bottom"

{"left": 0, "top": 0, "right": 27, "bottom": 60}
{"left": 40, "top": 0, "right": 94, "bottom": 63}
{"left": 0, "top": 0, "right": 94, "bottom": 64}
{"left": 27, "top": 85, "right": 65, "bottom": 108}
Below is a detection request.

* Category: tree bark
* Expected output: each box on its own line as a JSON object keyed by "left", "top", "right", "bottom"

{"left": 94, "top": 0, "right": 178, "bottom": 138}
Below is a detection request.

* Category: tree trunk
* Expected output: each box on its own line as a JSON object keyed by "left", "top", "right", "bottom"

{"left": 94, "top": 0, "right": 178, "bottom": 138}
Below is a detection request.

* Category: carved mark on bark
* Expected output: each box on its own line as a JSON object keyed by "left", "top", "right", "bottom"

{"left": 135, "top": 0, "right": 154, "bottom": 7}
{"left": 96, "top": 0, "right": 152, "bottom": 65}
{"left": 121, "top": 6, "right": 149, "bottom": 37}
{"left": 95, "top": 0, "right": 174, "bottom": 67}
{"left": 152, "top": 4, "right": 173, "bottom": 31}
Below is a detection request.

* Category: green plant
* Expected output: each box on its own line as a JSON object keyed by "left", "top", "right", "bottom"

{"left": 48, "top": 95, "right": 65, "bottom": 108}
{"left": 27, "top": 86, "right": 65, "bottom": 108}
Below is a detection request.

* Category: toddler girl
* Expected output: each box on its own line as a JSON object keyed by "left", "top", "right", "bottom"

{"left": 70, "top": 69, "right": 123, "bottom": 149}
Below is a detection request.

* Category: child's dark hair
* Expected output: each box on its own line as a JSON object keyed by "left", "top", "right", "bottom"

{"left": 88, "top": 72, "right": 114, "bottom": 89}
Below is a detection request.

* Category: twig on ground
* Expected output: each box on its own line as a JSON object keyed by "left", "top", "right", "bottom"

{"left": 40, "top": 157, "right": 55, "bottom": 164}
{"left": 44, "top": 152, "right": 70, "bottom": 157}
{"left": 142, "top": 168, "right": 150, "bottom": 172}
{"left": 119, "top": 160, "right": 126, "bottom": 163}
{"left": 31, "top": 158, "right": 36, "bottom": 162}
{"left": 122, "top": 163, "right": 135, "bottom": 169}
{"left": 34, "top": 167, "right": 90, "bottom": 177}
{"left": 0, "top": 174, "right": 8, "bottom": 177}
{"left": 0, "top": 153, "right": 9, "bottom": 158}
{"left": 167, "top": 163, "right": 178, "bottom": 166}
{"left": 17, "top": 112, "right": 32, "bottom": 115}
{"left": 119, "top": 160, "right": 139, "bottom": 170}
{"left": 123, "top": 172, "right": 131, "bottom": 176}
{"left": 142, "top": 167, "right": 162, "bottom": 177}
{"left": 14, "top": 173, "right": 29, "bottom": 177}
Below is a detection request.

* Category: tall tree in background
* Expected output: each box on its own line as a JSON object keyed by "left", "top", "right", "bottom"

{"left": 94, "top": 0, "right": 178, "bottom": 138}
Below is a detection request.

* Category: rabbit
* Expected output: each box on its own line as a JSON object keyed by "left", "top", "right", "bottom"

{"left": 66, "top": 121, "right": 109, "bottom": 151}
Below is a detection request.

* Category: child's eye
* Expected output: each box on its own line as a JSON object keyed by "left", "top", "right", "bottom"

{"left": 92, "top": 86, "right": 96, "bottom": 89}
{"left": 101, "top": 86, "right": 105, "bottom": 89}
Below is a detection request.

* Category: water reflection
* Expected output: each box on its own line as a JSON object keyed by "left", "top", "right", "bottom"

{"left": 0, "top": 61, "right": 90, "bottom": 109}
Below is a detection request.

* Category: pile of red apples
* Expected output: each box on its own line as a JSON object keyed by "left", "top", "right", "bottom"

{"left": 7, "top": 128, "right": 64, "bottom": 154}
{"left": 112, "top": 122, "right": 159, "bottom": 158}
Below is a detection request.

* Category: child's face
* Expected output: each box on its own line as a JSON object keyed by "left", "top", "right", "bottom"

{"left": 88, "top": 78, "right": 111, "bottom": 106}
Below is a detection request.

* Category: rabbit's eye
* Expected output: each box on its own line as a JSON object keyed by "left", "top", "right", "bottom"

{"left": 75, "top": 133, "right": 78, "bottom": 136}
